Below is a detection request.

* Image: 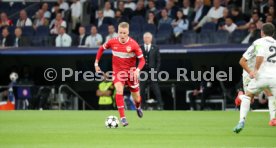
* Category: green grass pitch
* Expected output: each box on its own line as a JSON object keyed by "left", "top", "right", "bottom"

{"left": 0, "top": 111, "right": 276, "bottom": 148}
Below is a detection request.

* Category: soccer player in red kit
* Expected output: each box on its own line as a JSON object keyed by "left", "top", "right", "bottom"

{"left": 94, "top": 22, "right": 145, "bottom": 126}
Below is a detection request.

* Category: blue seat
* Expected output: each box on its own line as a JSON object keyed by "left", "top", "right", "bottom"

{"left": 130, "top": 15, "right": 145, "bottom": 25}
{"left": 35, "top": 26, "right": 49, "bottom": 36}
{"left": 213, "top": 30, "right": 230, "bottom": 44}
{"left": 156, "top": 24, "right": 173, "bottom": 44}
{"left": 22, "top": 26, "right": 35, "bottom": 37}
{"left": 143, "top": 23, "right": 157, "bottom": 36}
{"left": 229, "top": 30, "right": 247, "bottom": 44}
{"left": 202, "top": 22, "right": 217, "bottom": 31}
{"left": 182, "top": 31, "right": 197, "bottom": 45}
{"left": 98, "top": 24, "right": 109, "bottom": 39}
{"left": 198, "top": 30, "right": 215, "bottom": 44}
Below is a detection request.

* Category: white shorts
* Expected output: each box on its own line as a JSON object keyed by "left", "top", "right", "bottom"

{"left": 242, "top": 75, "right": 251, "bottom": 92}
{"left": 247, "top": 77, "right": 276, "bottom": 96}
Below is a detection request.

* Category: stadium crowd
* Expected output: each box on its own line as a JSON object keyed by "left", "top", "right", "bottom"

{"left": 0, "top": 0, "right": 275, "bottom": 47}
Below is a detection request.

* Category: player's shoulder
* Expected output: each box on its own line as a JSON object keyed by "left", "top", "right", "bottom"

{"left": 129, "top": 37, "right": 139, "bottom": 45}
{"left": 253, "top": 38, "right": 264, "bottom": 45}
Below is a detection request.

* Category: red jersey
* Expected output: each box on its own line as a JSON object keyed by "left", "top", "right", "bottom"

{"left": 101, "top": 37, "right": 144, "bottom": 72}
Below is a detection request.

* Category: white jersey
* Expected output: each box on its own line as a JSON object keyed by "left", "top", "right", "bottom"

{"left": 242, "top": 45, "right": 256, "bottom": 77}
{"left": 254, "top": 36, "right": 276, "bottom": 78}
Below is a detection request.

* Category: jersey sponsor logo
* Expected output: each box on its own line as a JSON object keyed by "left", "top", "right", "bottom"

{"left": 126, "top": 46, "right": 131, "bottom": 52}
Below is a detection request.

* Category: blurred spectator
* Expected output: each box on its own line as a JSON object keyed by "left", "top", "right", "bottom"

{"left": 182, "top": 0, "right": 194, "bottom": 21}
{"left": 103, "top": 1, "right": 115, "bottom": 18}
{"left": 193, "top": 0, "right": 225, "bottom": 31}
{"left": 158, "top": 9, "right": 173, "bottom": 28}
{"left": 0, "top": 12, "right": 13, "bottom": 27}
{"left": 133, "top": 0, "right": 146, "bottom": 16}
{"left": 33, "top": 9, "right": 49, "bottom": 29}
{"left": 165, "top": 0, "right": 178, "bottom": 19}
{"left": 171, "top": 10, "right": 189, "bottom": 43}
{"left": 124, "top": 0, "right": 136, "bottom": 11}
{"left": 105, "top": 24, "right": 118, "bottom": 42}
{"left": 241, "top": 23, "right": 260, "bottom": 44}
{"left": 146, "top": 11, "right": 158, "bottom": 26}
{"left": 76, "top": 26, "right": 88, "bottom": 47}
{"left": 114, "top": 10, "right": 129, "bottom": 24}
{"left": 85, "top": 26, "right": 103, "bottom": 48}
{"left": 55, "top": 26, "right": 72, "bottom": 47}
{"left": 49, "top": 12, "right": 67, "bottom": 35}
{"left": 219, "top": 17, "right": 237, "bottom": 33}
{"left": 41, "top": 3, "right": 51, "bottom": 19}
{"left": 13, "top": 27, "right": 29, "bottom": 47}
{"left": 96, "top": 73, "right": 114, "bottom": 110}
{"left": 0, "top": 27, "right": 13, "bottom": 47}
{"left": 71, "top": 0, "right": 82, "bottom": 31}
{"left": 237, "top": 12, "right": 263, "bottom": 30}
{"left": 57, "top": 0, "right": 69, "bottom": 11}
{"left": 94, "top": 10, "right": 104, "bottom": 27}
{"left": 16, "top": 10, "right": 32, "bottom": 27}
{"left": 146, "top": 0, "right": 158, "bottom": 16}
{"left": 118, "top": 1, "right": 132, "bottom": 20}
{"left": 190, "top": 0, "right": 210, "bottom": 29}
{"left": 265, "top": 15, "right": 276, "bottom": 26}
{"left": 230, "top": 7, "right": 245, "bottom": 23}
{"left": 51, "top": 3, "right": 61, "bottom": 20}
{"left": 217, "top": 8, "right": 229, "bottom": 28}
{"left": 265, "top": 6, "right": 275, "bottom": 19}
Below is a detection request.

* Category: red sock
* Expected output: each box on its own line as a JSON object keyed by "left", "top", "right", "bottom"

{"left": 134, "top": 96, "right": 141, "bottom": 109}
{"left": 116, "top": 94, "right": 125, "bottom": 118}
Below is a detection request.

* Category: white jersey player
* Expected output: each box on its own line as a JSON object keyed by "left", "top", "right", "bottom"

{"left": 234, "top": 23, "right": 276, "bottom": 133}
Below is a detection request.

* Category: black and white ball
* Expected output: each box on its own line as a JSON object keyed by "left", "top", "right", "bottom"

{"left": 9, "top": 72, "right": 18, "bottom": 82}
{"left": 105, "top": 115, "right": 119, "bottom": 128}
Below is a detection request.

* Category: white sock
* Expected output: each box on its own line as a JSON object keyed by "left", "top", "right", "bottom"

{"left": 239, "top": 95, "right": 251, "bottom": 123}
{"left": 268, "top": 96, "right": 276, "bottom": 120}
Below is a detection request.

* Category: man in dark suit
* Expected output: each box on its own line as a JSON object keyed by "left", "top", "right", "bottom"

{"left": 190, "top": 0, "right": 209, "bottom": 29}
{"left": 140, "top": 32, "right": 163, "bottom": 109}
{"left": 0, "top": 27, "right": 13, "bottom": 47}
{"left": 76, "top": 26, "right": 88, "bottom": 46}
{"left": 13, "top": 27, "right": 29, "bottom": 47}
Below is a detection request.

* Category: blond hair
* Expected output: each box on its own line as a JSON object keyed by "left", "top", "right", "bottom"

{"left": 118, "top": 22, "right": 129, "bottom": 29}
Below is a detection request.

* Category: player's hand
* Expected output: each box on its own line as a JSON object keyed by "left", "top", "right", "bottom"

{"left": 134, "top": 68, "right": 140, "bottom": 81}
{"left": 249, "top": 71, "right": 255, "bottom": 79}
{"left": 95, "top": 65, "right": 102, "bottom": 72}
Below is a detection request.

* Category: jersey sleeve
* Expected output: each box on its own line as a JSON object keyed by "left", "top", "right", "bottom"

{"left": 254, "top": 39, "right": 265, "bottom": 57}
{"left": 133, "top": 42, "right": 143, "bottom": 58}
{"left": 102, "top": 39, "right": 112, "bottom": 50}
{"left": 242, "top": 45, "right": 255, "bottom": 60}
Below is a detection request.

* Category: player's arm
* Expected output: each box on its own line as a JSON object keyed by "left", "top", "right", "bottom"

{"left": 94, "top": 42, "right": 110, "bottom": 72}
{"left": 239, "top": 57, "right": 251, "bottom": 74}
{"left": 254, "top": 44, "right": 265, "bottom": 75}
{"left": 134, "top": 44, "right": 145, "bottom": 72}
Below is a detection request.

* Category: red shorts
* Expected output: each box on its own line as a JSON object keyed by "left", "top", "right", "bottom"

{"left": 113, "top": 70, "right": 139, "bottom": 92}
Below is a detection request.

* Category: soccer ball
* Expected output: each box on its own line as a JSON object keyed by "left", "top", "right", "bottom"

{"left": 9, "top": 72, "right": 19, "bottom": 82}
{"left": 105, "top": 115, "right": 119, "bottom": 128}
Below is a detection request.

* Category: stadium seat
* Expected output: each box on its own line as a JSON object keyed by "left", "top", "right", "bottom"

{"left": 197, "top": 30, "right": 214, "bottom": 44}
{"left": 202, "top": 22, "right": 217, "bottom": 31}
{"left": 182, "top": 31, "right": 197, "bottom": 45}
{"left": 213, "top": 30, "right": 230, "bottom": 44}
{"left": 130, "top": 15, "right": 145, "bottom": 26}
{"left": 22, "top": 27, "right": 35, "bottom": 37}
{"left": 35, "top": 26, "right": 50, "bottom": 36}
{"left": 142, "top": 23, "right": 157, "bottom": 36}
{"left": 235, "top": 20, "right": 247, "bottom": 26}
{"left": 98, "top": 24, "right": 109, "bottom": 39}
{"left": 229, "top": 30, "right": 247, "bottom": 44}
{"left": 155, "top": 24, "right": 173, "bottom": 44}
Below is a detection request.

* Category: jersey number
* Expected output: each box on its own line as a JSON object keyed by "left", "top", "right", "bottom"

{"left": 267, "top": 46, "right": 276, "bottom": 63}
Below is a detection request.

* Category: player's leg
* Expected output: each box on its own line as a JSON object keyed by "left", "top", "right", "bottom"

{"left": 265, "top": 85, "right": 276, "bottom": 126}
{"left": 114, "top": 81, "right": 128, "bottom": 126}
{"left": 130, "top": 89, "right": 143, "bottom": 118}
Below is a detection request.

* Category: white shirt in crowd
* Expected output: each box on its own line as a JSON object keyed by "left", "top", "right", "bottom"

{"left": 103, "top": 9, "right": 115, "bottom": 18}
{"left": 223, "top": 23, "right": 237, "bottom": 33}
{"left": 124, "top": 2, "right": 136, "bottom": 11}
{"left": 55, "top": 33, "right": 72, "bottom": 47}
{"left": 85, "top": 34, "right": 103, "bottom": 48}
{"left": 105, "top": 33, "right": 118, "bottom": 42}
{"left": 60, "top": 2, "right": 69, "bottom": 11}
{"left": 71, "top": 1, "right": 82, "bottom": 18}
{"left": 207, "top": 6, "right": 224, "bottom": 19}
{"left": 16, "top": 18, "right": 32, "bottom": 27}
